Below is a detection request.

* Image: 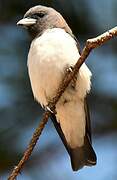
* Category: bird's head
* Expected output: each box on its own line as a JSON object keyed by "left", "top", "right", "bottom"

{"left": 17, "top": 5, "right": 72, "bottom": 39}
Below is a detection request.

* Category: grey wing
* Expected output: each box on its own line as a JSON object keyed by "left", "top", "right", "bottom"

{"left": 84, "top": 97, "right": 92, "bottom": 143}
{"left": 84, "top": 97, "right": 97, "bottom": 166}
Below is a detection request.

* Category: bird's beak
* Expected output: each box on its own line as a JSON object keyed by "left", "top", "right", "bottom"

{"left": 17, "top": 18, "right": 37, "bottom": 26}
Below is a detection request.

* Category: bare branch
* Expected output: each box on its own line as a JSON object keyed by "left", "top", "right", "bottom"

{"left": 8, "top": 26, "right": 117, "bottom": 180}
{"left": 87, "top": 26, "right": 117, "bottom": 49}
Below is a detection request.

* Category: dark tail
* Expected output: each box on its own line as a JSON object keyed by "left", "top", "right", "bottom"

{"left": 70, "top": 135, "right": 97, "bottom": 171}
{"left": 50, "top": 113, "right": 97, "bottom": 171}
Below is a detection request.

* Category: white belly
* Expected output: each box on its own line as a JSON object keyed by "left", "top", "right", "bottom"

{"left": 28, "top": 28, "right": 92, "bottom": 147}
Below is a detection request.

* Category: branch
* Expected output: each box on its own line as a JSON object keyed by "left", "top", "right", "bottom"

{"left": 8, "top": 26, "right": 117, "bottom": 180}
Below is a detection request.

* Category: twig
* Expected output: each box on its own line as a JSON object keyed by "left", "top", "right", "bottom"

{"left": 8, "top": 26, "right": 117, "bottom": 180}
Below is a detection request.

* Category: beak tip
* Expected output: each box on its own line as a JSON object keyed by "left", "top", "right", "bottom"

{"left": 17, "top": 20, "right": 23, "bottom": 26}
{"left": 17, "top": 22, "right": 20, "bottom": 26}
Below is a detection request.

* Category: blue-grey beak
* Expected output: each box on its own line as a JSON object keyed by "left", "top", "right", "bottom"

{"left": 17, "top": 18, "right": 37, "bottom": 26}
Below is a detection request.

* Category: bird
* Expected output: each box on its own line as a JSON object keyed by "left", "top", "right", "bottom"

{"left": 17, "top": 5, "right": 97, "bottom": 171}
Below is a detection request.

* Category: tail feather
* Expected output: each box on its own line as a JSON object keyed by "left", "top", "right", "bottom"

{"left": 70, "top": 146, "right": 85, "bottom": 171}
{"left": 70, "top": 135, "right": 97, "bottom": 171}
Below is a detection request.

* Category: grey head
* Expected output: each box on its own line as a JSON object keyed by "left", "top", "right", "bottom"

{"left": 17, "top": 5, "right": 73, "bottom": 39}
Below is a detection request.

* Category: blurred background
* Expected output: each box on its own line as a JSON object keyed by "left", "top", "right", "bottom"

{"left": 0, "top": 0, "right": 117, "bottom": 179}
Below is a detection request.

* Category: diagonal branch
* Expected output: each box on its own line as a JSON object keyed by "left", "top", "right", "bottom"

{"left": 8, "top": 26, "right": 117, "bottom": 180}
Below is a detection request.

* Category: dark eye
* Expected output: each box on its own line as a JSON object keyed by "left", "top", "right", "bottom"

{"left": 33, "top": 12, "right": 45, "bottom": 19}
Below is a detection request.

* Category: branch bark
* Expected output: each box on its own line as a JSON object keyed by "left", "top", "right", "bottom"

{"left": 8, "top": 26, "right": 117, "bottom": 180}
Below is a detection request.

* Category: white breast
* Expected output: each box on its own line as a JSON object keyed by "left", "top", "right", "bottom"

{"left": 28, "top": 28, "right": 80, "bottom": 106}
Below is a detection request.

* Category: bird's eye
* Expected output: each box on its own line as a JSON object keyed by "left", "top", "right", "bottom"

{"left": 33, "top": 12, "right": 45, "bottom": 19}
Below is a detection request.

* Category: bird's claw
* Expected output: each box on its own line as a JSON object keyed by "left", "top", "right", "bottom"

{"left": 66, "top": 66, "right": 74, "bottom": 72}
{"left": 44, "top": 105, "right": 56, "bottom": 114}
